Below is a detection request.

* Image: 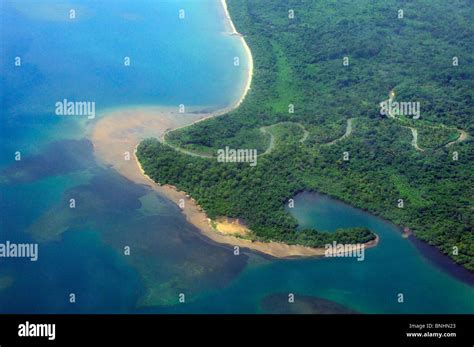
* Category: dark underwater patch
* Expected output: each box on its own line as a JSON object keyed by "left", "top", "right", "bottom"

{"left": 261, "top": 293, "right": 357, "bottom": 314}
{"left": 1, "top": 138, "right": 96, "bottom": 183}
{"left": 26, "top": 167, "right": 248, "bottom": 306}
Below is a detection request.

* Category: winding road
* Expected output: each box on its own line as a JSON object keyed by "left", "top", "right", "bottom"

{"left": 405, "top": 126, "right": 424, "bottom": 152}
{"left": 161, "top": 91, "right": 469, "bottom": 160}
{"left": 259, "top": 126, "right": 275, "bottom": 156}
{"left": 160, "top": 128, "right": 214, "bottom": 158}
{"left": 324, "top": 118, "right": 354, "bottom": 146}
{"left": 259, "top": 122, "right": 309, "bottom": 155}
{"left": 161, "top": 121, "right": 309, "bottom": 159}
{"left": 383, "top": 90, "right": 468, "bottom": 152}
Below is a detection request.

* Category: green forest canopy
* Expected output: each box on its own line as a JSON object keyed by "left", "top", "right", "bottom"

{"left": 138, "top": 0, "right": 474, "bottom": 270}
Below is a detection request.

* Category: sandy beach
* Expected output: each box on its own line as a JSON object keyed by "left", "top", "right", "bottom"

{"left": 220, "top": 0, "right": 254, "bottom": 109}
{"left": 88, "top": 0, "right": 378, "bottom": 258}
{"left": 131, "top": 135, "right": 379, "bottom": 257}
{"left": 214, "top": 217, "right": 251, "bottom": 237}
{"left": 88, "top": 106, "right": 379, "bottom": 258}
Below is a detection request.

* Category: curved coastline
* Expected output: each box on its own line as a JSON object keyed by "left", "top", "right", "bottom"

{"left": 134, "top": 143, "right": 379, "bottom": 258}
{"left": 221, "top": 0, "right": 254, "bottom": 109}
{"left": 89, "top": 0, "right": 378, "bottom": 258}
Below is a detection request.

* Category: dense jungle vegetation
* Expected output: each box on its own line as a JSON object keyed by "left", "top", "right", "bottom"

{"left": 138, "top": 0, "right": 474, "bottom": 269}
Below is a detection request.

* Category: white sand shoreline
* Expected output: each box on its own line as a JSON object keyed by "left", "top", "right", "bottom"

{"left": 132, "top": 141, "right": 379, "bottom": 258}
{"left": 88, "top": 0, "right": 378, "bottom": 259}
{"left": 163, "top": 0, "right": 254, "bottom": 137}
{"left": 221, "top": 0, "right": 254, "bottom": 109}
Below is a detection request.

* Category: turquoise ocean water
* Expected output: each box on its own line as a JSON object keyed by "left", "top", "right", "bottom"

{"left": 0, "top": 0, "right": 473, "bottom": 313}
